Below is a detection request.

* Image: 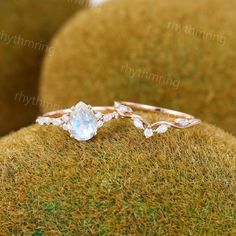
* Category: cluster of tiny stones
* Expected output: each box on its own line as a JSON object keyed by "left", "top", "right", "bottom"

{"left": 36, "top": 111, "right": 119, "bottom": 130}
{"left": 36, "top": 102, "right": 195, "bottom": 141}
{"left": 36, "top": 102, "right": 119, "bottom": 141}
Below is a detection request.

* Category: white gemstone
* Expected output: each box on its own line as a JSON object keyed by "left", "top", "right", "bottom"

{"left": 133, "top": 118, "right": 144, "bottom": 129}
{"left": 175, "top": 118, "right": 190, "bottom": 127}
{"left": 113, "top": 112, "right": 119, "bottom": 119}
{"left": 97, "top": 120, "right": 104, "bottom": 128}
{"left": 36, "top": 117, "right": 50, "bottom": 125}
{"left": 156, "top": 125, "right": 169, "bottom": 134}
{"left": 52, "top": 118, "right": 62, "bottom": 126}
{"left": 95, "top": 112, "right": 103, "bottom": 119}
{"left": 45, "top": 118, "right": 51, "bottom": 125}
{"left": 103, "top": 113, "right": 113, "bottom": 122}
{"left": 144, "top": 128, "right": 153, "bottom": 138}
{"left": 36, "top": 118, "right": 42, "bottom": 125}
{"left": 62, "top": 123, "right": 70, "bottom": 131}
{"left": 117, "top": 105, "right": 133, "bottom": 114}
{"left": 69, "top": 102, "right": 98, "bottom": 141}
{"left": 62, "top": 115, "right": 69, "bottom": 122}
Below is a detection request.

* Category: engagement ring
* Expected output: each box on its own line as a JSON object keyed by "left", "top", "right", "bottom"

{"left": 36, "top": 101, "right": 201, "bottom": 141}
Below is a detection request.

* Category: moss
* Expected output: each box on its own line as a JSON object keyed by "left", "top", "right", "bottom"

{"left": 0, "top": 112, "right": 235, "bottom": 235}
{"left": 41, "top": 0, "right": 236, "bottom": 136}
{"left": 0, "top": 0, "right": 88, "bottom": 135}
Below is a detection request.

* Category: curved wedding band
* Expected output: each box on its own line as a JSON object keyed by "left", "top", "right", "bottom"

{"left": 36, "top": 101, "right": 201, "bottom": 141}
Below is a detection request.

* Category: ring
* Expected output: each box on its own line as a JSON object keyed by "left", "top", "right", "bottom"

{"left": 36, "top": 101, "right": 201, "bottom": 141}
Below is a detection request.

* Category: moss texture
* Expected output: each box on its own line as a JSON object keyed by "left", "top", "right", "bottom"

{"left": 0, "top": 112, "right": 235, "bottom": 235}
{"left": 0, "top": 0, "right": 88, "bottom": 136}
{"left": 41, "top": 0, "right": 236, "bottom": 136}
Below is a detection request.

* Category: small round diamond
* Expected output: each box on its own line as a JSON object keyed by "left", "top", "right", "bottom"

{"left": 133, "top": 118, "right": 144, "bottom": 129}
{"left": 113, "top": 112, "right": 119, "bottom": 119}
{"left": 62, "top": 124, "right": 70, "bottom": 131}
{"left": 144, "top": 128, "right": 153, "bottom": 138}
{"left": 156, "top": 125, "right": 169, "bottom": 134}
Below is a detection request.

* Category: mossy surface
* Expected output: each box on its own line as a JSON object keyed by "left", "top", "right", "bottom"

{"left": 0, "top": 112, "right": 235, "bottom": 235}
{"left": 0, "top": 0, "right": 88, "bottom": 135}
{"left": 41, "top": 0, "right": 236, "bottom": 136}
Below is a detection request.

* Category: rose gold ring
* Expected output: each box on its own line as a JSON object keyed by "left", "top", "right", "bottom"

{"left": 36, "top": 101, "right": 201, "bottom": 141}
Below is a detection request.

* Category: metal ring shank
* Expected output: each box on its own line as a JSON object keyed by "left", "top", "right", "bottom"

{"left": 37, "top": 101, "right": 201, "bottom": 139}
{"left": 42, "top": 102, "right": 195, "bottom": 120}
{"left": 43, "top": 106, "right": 116, "bottom": 118}
{"left": 118, "top": 101, "right": 194, "bottom": 119}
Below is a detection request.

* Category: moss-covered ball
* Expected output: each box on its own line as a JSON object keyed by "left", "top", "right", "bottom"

{"left": 0, "top": 0, "right": 88, "bottom": 135}
{"left": 40, "top": 0, "right": 236, "bottom": 136}
{"left": 0, "top": 113, "right": 235, "bottom": 234}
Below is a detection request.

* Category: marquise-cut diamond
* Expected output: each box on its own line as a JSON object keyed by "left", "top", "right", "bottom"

{"left": 69, "top": 102, "right": 98, "bottom": 141}
{"left": 133, "top": 118, "right": 144, "bottom": 129}
{"left": 95, "top": 112, "right": 103, "bottom": 119}
{"left": 36, "top": 118, "right": 43, "bottom": 125}
{"left": 175, "top": 118, "right": 190, "bottom": 127}
{"left": 156, "top": 124, "right": 169, "bottom": 134}
{"left": 117, "top": 105, "right": 133, "bottom": 114}
{"left": 36, "top": 117, "right": 50, "bottom": 125}
{"left": 144, "top": 128, "right": 153, "bottom": 138}
{"left": 103, "top": 113, "right": 114, "bottom": 122}
{"left": 62, "top": 115, "right": 69, "bottom": 122}
{"left": 51, "top": 118, "right": 62, "bottom": 126}
{"left": 37, "top": 117, "right": 62, "bottom": 126}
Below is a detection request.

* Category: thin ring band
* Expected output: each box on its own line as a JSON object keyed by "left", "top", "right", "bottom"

{"left": 118, "top": 101, "right": 194, "bottom": 119}
{"left": 43, "top": 106, "right": 115, "bottom": 118}
{"left": 115, "top": 101, "right": 201, "bottom": 130}
{"left": 36, "top": 101, "right": 201, "bottom": 141}
{"left": 41, "top": 103, "right": 195, "bottom": 121}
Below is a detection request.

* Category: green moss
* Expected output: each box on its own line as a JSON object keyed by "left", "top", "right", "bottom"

{"left": 41, "top": 0, "right": 236, "bottom": 135}
{"left": 0, "top": 113, "right": 235, "bottom": 234}
{"left": 0, "top": 0, "right": 88, "bottom": 135}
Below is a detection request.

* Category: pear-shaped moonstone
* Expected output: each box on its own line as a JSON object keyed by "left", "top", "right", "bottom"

{"left": 69, "top": 102, "right": 98, "bottom": 141}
